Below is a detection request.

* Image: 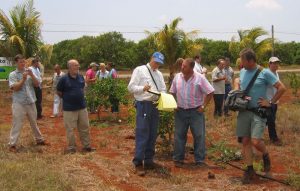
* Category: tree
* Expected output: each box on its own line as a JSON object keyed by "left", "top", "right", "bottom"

{"left": 229, "top": 27, "right": 272, "bottom": 65}
{"left": 146, "top": 17, "right": 202, "bottom": 75}
{"left": 0, "top": 0, "right": 52, "bottom": 66}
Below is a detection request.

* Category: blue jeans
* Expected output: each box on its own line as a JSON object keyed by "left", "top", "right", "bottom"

{"left": 173, "top": 108, "right": 206, "bottom": 163}
{"left": 133, "top": 101, "right": 159, "bottom": 166}
{"left": 224, "top": 84, "right": 232, "bottom": 114}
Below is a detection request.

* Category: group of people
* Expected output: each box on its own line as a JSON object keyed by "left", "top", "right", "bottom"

{"left": 128, "top": 50, "right": 286, "bottom": 185}
{"left": 8, "top": 57, "right": 111, "bottom": 154}
{"left": 7, "top": 48, "right": 286, "bottom": 184}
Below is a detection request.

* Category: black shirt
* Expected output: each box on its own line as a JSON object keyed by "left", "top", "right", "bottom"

{"left": 56, "top": 73, "right": 86, "bottom": 111}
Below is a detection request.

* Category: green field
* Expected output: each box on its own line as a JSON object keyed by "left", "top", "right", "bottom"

{"left": 0, "top": 66, "right": 15, "bottom": 80}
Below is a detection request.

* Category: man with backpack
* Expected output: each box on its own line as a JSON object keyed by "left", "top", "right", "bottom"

{"left": 237, "top": 48, "right": 286, "bottom": 184}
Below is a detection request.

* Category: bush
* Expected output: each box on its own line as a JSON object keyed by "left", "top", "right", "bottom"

{"left": 86, "top": 78, "right": 129, "bottom": 118}
{"left": 287, "top": 73, "right": 300, "bottom": 97}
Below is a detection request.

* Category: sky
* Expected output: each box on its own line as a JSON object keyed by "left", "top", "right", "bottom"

{"left": 1, "top": 0, "right": 300, "bottom": 44}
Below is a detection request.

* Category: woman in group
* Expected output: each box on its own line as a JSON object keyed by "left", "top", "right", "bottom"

{"left": 96, "top": 63, "right": 109, "bottom": 80}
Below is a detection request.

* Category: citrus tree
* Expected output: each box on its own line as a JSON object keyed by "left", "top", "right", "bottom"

{"left": 85, "top": 78, "right": 129, "bottom": 119}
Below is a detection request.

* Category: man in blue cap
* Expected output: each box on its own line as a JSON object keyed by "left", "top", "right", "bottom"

{"left": 128, "top": 52, "right": 166, "bottom": 176}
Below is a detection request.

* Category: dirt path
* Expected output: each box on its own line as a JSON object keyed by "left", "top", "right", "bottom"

{"left": 0, "top": 83, "right": 299, "bottom": 190}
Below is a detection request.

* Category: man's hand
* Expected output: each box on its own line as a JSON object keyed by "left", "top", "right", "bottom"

{"left": 22, "top": 72, "right": 28, "bottom": 81}
{"left": 197, "top": 106, "right": 205, "bottom": 113}
{"left": 143, "top": 84, "right": 151, "bottom": 92}
{"left": 258, "top": 97, "right": 271, "bottom": 107}
{"left": 27, "top": 69, "right": 34, "bottom": 77}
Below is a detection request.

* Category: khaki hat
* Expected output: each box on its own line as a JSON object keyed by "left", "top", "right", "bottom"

{"left": 269, "top": 57, "right": 281, "bottom": 63}
{"left": 90, "top": 62, "right": 99, "bottom": 67}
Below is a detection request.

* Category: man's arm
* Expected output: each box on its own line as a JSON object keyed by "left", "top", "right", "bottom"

{"left": 10, "top": 73, "right": 27, "bottom": 91}
{"left": 258, "top": 81, "right": 286, "bottom": 107}
{"left": 57, "top": 91, "right": 63, "bottom": 98}
{"left": 198, "top": 92, "right": 214, "bottom": 113}
{"left": 28, "top": 69, "right": 40, "bottom": 87}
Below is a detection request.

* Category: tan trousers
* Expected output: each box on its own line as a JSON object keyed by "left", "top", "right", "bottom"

{"left": 9, "top": 102, "right": 44, "bottom": 146}
{"left": 63, "top": 108, "right": 91, "bottom": 149}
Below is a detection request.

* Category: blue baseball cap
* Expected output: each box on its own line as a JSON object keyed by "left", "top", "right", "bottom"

{"left": 152, "top": 52, "right": 164, "bottom": 64}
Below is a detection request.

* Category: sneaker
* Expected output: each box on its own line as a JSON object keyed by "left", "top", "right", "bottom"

{"left": 134, "top": 165, "right": 146, "bottom": 176}
{"left": 271, "top": 139, "right": 283, "bottom": 146}
{"left": 263, "top": 153, "right": 271, "bottom": 172}
{"left": 242, "top": 167, "right": 256, "bottom": 184}
{"left": 36, "top": 140, "right": 50, "bottom": 146}
{"left": 144, "top": 162, "right": 160, "bottom": 170}
{"left": 9, "top": 145, "right": 17, "bottom": 153}
{"left": 174, "top": 161, "right": 184, "bottom": 168}
{"left": 82, "top": 147, "right": 96, "bottom": 152}
{"left": 195, "top": 161, "right": 209, "bottom": 168}
{"left": 64, "top": 148, "right": 76, "bottom": 154}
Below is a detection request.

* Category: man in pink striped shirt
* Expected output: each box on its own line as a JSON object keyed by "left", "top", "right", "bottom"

{"left": 170, "top": 58, "right": 214, "bottom": 167}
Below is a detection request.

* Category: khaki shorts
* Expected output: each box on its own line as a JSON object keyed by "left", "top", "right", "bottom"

{"left": 236, "top": 110, "right": 267, "bottom": 139}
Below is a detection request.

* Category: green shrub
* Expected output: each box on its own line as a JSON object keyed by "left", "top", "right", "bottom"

{"left": 86, "top": 78, "right": 129, "bottom": 117}
{"left": 288, "top": 73, "right": 300, "bottom": 97}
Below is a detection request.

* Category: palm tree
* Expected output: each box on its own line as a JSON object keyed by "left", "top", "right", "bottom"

{"left": 0, "top": 0, "right": 47, "bottom": 58}
{"left": 146, "top": 17, "right": 202, "bottom": 76}
{"left": 229, "top": 27, "right": 272, "bottom": 65}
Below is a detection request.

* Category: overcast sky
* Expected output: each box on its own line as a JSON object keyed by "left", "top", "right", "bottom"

{"left": 2, "top": 0, "right": 300, "bottom": 44}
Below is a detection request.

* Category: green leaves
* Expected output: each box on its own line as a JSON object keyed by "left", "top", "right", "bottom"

{"left": 0, "top": 0, "right": 46, "bottom": 58}
{"left": 85, "top": 78, "right": 129, "bottom": 112}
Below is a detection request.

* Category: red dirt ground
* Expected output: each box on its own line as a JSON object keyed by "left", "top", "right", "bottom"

{"left": 0, "top": 82, "right": 299, "bottom": 191}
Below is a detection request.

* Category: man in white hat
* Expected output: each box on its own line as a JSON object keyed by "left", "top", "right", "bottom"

{"left": 266, "top": 57, "right": 282, "bottom": 146}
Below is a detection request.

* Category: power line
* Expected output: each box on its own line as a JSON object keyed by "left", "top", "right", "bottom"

{"left": 42, "top": 30, "right": 147, "bottom": 34}
{"left": 276, "top": 31, "right": 300, "bottom": 36}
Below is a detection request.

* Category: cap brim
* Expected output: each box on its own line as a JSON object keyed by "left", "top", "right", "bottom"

{"left": 153, "top": 58, "right": 164, "bottom": 64}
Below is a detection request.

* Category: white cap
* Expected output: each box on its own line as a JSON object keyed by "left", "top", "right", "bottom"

{"left": 269, "top": 57, "right": 281, "bottom": 63}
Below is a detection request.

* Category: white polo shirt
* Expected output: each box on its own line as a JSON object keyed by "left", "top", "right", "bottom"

{"left": 128, "top": 63, "right": 166, "bottom": 101}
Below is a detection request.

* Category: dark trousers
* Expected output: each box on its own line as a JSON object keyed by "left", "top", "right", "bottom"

{"left": 266, "top": 104, "right": 279, "bottom": 141}
{"left": 109, "top": 95, "right": 119, "bottom": 113}
{"left": 224, "top": 84, "right": 232, "bottom": 114}
{"left": 34, "top": 87, "right": 42, "bottom": 118}
{"left": 133, "top": 101, "right": 159, "bottom": 166}
{"left": 214, "top": 94, "right": 224, "bottom": 116}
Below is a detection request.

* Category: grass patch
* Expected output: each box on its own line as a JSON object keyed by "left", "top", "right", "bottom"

{"left": 285, "top": 170, "right": 300, "bottom": 190}
{"left": 0, "top": 66, "right": 15, "bottom": 79}
{"left": 0, "top": 156, "right": 73, "bottom": 191}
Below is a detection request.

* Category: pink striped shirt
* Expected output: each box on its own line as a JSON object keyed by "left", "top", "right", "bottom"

{"left": 170, "top": 72, "right": 214, "bottom": 109}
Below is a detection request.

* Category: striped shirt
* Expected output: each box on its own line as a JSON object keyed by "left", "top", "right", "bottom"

{"left": 170, "top": 72, "right": 214, "bottom": 109}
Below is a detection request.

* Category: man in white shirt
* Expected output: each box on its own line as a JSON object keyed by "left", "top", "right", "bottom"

{"left": 128, "top": 52, "right": 166, "bottom": 176}
{"left": 223, "top": 57, "right": 234, "bottom": 116}
{"left": 211, "top": 59, "right": 226, "bottom": 117}
{"left": 266, "top": 57, "right": 282, "bottom": 146}
{"left": 193, "top": 55, "right": 207, "bottom": 77}
{"left": 29, "top": 58, "right": 43, "bottom": 119}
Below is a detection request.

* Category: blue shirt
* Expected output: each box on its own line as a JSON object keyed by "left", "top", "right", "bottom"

{"left": 56, "top": 73, "right": 86, "bottom": 111}
{"left": 9, "top": 69, "right": 37, "bottom": 104}
{"left": 240, "top": 67, "right": 278, "bottom": 108}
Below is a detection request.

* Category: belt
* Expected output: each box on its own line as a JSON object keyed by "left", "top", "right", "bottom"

{"left": 178, "top": 106, "right": 200, "bottom": 111}
{"left": 136, "top": 100, "right": 158, "bottom": 106}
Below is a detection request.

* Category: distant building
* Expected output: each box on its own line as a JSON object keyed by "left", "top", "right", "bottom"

{"left": 0, "top": 57, "right": 13, "bottom": 66}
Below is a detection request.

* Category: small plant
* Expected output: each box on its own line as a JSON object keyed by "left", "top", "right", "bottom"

{"left": 288, "top": 73, "right": 300, "bottom": 97}
{"left": 285, "top": 170, "right": 300, "bottom": 190}
{"left": 207, "top": 140, "right": 242, "bottom": 163}
{"left": 158, "top": 111, "right": 175, "bottom": 148}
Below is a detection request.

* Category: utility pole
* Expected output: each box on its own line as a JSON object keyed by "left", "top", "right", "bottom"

{"left": 272, "top": 25, "right": 274, "bottom": 56}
